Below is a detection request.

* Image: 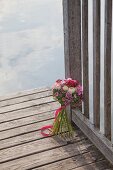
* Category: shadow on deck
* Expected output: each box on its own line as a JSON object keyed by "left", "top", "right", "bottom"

{"left": 0, "top": 87, "right": 112, "bottom": 169}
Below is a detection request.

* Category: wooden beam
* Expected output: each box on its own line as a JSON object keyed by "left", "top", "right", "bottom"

{"left": 104, "top": 0, "right": 112, "bottom": 139}
{"left": 72, "top": 109, "right": 113, "bottom": 165}
{"left": 63, "top": 0, "right": 82, "bottom": 120}
{"left": 93, "top": 0, "right": 100, "bottom": 128}
{"left": 63, "top": 0, "right": 81, "bottom": 83}
{"left": 82, "top": 0, "right": 89, "bottom": 118}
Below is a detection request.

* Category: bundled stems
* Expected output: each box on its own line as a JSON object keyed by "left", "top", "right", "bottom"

{"left": 51, "top": 107, "right": 73, "bottom": 139}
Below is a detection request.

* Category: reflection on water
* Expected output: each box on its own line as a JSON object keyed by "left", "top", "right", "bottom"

{"left": 0, "top": 0, "right": 64, "bottom": 95}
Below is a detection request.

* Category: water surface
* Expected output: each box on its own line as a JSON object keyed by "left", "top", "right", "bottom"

{"left": 0, "top": 0, "right": 64, "bottom": 96}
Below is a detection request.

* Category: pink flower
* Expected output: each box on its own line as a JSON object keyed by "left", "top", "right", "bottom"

{"left": 54, "top": 83, "right": 61, "bottom": 90}
{"left": 77, "top": 85, "right": 83, "bottom": 96}
{"left": 56, "top": 79, "right": 62, "bottom": 84}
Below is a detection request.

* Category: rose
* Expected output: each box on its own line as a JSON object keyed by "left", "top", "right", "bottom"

{"left": 65, "top": 78, "right": 78, "bottom": 87}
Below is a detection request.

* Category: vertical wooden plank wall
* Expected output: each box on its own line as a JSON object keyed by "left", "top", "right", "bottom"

{"left": 82, "top": 0, "right": 89, "bottom": 118}
{"left": 63, "top": 0, "right": 113, "bottom": 165}
{"left": 63, "top": 0, "right": 81, "bottom": 83}
{"left": 104, "top": 0, "right": 112, "bottom": 139}
{"left": 93, "top": 0, "right": 100, "bottom": 128}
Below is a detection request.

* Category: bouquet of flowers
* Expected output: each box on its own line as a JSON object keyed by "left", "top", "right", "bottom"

{"left": 41, "top": 78, "right": 83, "bottom": 140}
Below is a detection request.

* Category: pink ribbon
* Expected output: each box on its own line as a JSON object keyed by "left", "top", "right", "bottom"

{"left": 40, "top": 106, "right": 65, "bottom": 137}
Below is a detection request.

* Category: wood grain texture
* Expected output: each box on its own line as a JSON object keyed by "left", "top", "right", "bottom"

{"left": 63, "top": 0, "right": 81, "bottom": 83}
{"left": 0, "top": 111, "right": 54, "bottom": 132}
{"left": 0, "top": 133, "right": 87, "bottom": 164}
{"left": 0, "top": 128, "right": 82, "bottom": 151}
{"left": 0, "top": 96, "right": 54, "bottom": 114}
{"left": 0, "top": 90, "right": 52, "bottom": 108}
{"left": 104, "top": 0, "right": 112, "bottom": 139}
{"left": 63, "top": 0, "right": 82, "bottom": 120}
{"left": 82, "top": 0, "right": 89, "bottom": 118}
{"left": 0, "top": 119, "right": 53, "bottom": 140}
{"left": 0, "top": 87, "right": 50, "bottom": 101}
{"left": 72, "top": 109, "right": 113, "bottom": 165}
{"left": 72, "top": 160, "right": 113, "bottom": 170}
{"left": 0, "top": 139, "right": 92, "bottom": 169}
{"left": 0, "top": 102, "right": 59, "bottom": 123}
{"left": 93, "top": 0, "right": 100, "bottom": 128}
{"left": 37, "top": 147, "right": 104, "bottom": 170}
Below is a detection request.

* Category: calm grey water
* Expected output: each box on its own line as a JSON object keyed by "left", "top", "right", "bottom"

{"left": 0, "top": 0, "right": 64, "bottom": 96}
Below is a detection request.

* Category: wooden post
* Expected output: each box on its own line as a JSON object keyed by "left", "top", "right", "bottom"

{"left": 63, "top": 0, "right": 81, "bottom": 121}
{"left": 104, "top": 0, "right": 112, "bottom": 139}
{"left": 82, "top": 0, "right": 89, "bottom": 118}
{"left": 93, "top": 0, "right": 100, "bottom": 129}
{"left": 63, "top": 0, "right": 81, "bottom": 83}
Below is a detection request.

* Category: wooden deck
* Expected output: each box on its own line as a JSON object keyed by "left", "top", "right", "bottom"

{"left": 0, "top": 88, "right": 112, "bottom": 170}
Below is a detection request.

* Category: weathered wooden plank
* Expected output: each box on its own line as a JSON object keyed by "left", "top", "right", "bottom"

{"left": 0, "top": 128, "right": 82, "bottom": 150}
{"left": 0, "top": 119, "right": 53, "bottom": 140}
{"left": 0, "top": 90, "right": 52, "bottom": 108}
{"left": 72, "top": 160, "right": 113, "bottom": 170}
{"left": 82, "top": 0, "right": 89, "bottom": 118}
{"left": 93, "top": 0, "right": 100, "bottom": 128}
{"left": 37, "top": 147, "right": 104, "bottom": 170}
{"left": 104, "top": 0, "right": 112, "bottom": 139}
{"left": 0, "top": 111, "right": 54, "bottom": 132}
{"left": 0, "top": 136, "right": 65, "bottom": 163}
{"left": 0, "top": 102, "right": 59, "bottom": 123}
{"left": 0, "top": 139, "right": 92, "bottom": 169}
{"left": 0, "top": 132, "right": 87, "bottom": 164}
{"left": 63, "top": 0, "right": 81, "bottom": 82}
{"left": 72, "top": 109, "right": 113, "bottom": 165}
{"left": 0, "top": 96, "right": 54, "bottom": 114}
{"left": 0, "top": 87, "right": 50, "bottom": 101}
{"left": 0, "top": 130, "right": 44, "bottom": 150}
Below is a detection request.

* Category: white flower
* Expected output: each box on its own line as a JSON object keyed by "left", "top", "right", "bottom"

{"left": 68, "top": 87, "right": 76, "bottom": 94}
{"left": 62, "top": 85, "right": 69, "bottom": 91}
{"left": 74, "top": 94, "right": 77, "bottom": 98}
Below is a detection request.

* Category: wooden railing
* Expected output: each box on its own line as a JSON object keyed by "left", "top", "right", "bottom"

{"left": 63, "top": 0, "right": 113, "bottom": 164}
